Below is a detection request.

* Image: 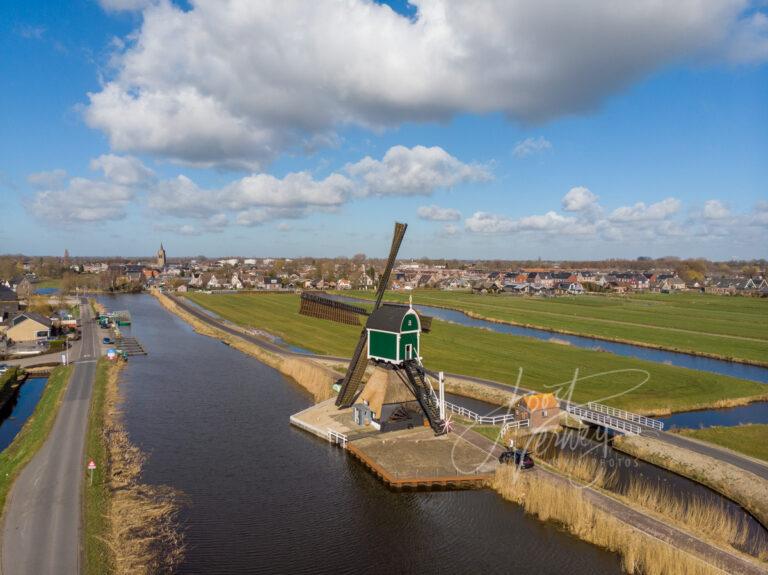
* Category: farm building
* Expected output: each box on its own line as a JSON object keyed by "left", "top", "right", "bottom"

{"left": 365, "top": 304, "right": 421, "bottom": 364}
{"left": 514, "top": 393, "right": 560, "bottom": 430}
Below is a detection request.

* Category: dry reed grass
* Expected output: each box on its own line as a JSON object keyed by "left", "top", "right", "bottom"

{"left": 620, "top": 477, "right": 749, "bottom": 552}
{"left": 615, "top": 434, "right": 768, "bottom": 530}
{"left": 493, "top": 467, "right": 728, "bottom": 575}
{"left": 103, "top": 362, "right": 184, "bottom": 574}
{"left": 545, "top": 451, "right": 617, "bottom": 489}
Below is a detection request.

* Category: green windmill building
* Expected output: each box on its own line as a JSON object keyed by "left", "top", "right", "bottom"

{"left": 365, "top": 304, "right": 421, "bottom": 364}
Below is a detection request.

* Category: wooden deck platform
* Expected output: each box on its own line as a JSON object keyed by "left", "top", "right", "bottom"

{"left": 290, "top": 400, "right": 498, "bottom": 490}
{"left": 114, "top": 337, "right": 147, "bottom": 356}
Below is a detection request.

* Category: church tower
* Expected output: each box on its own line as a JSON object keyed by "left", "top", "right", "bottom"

{"left": 156, "top": 243, "right": 167, "bottom": 269}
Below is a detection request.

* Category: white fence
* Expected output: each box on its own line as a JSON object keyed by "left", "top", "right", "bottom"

{"left": 443, "top": 400, "right": 519, "bottom": 425}
{"left": 327, "top": 429, "right": 348, "bottom": 448}
{"left": 567, "top": 405, "right": 642, "bottom": 435}
{"left": 500, "top": 419, "right": 530, "bottom": 435}
{"left": 586, "top": 402, "right": 664, "bottom": 430}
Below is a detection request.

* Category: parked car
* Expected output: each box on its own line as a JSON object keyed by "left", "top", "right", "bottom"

{"left": 102, "top": 337, "right": 113, "bottom": 345}
{"left": 499, "top": 449, "right": 534, "bottom": 469}
{"left": 0, "top": 364, "right": 9, "bottom": 374}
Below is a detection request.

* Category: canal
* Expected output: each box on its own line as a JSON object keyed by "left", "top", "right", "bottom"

{"left": 0, "top": 377, "right": 48, "bottom": 452}
{"left": 108, "top": 293, "right": 624, "bottom": 574}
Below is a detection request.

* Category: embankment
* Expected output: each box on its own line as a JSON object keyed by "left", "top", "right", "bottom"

{"left": 614, "top": 434, "right": 768, "bottom": 530}
{"left": 83, "top": 358, "right": 184, "bottom": 575}
{"left": 154, "top": 290, "right": 336, "bottom": 401}
{"left": 492, "top": 466, "right": 762, "bottom": 575}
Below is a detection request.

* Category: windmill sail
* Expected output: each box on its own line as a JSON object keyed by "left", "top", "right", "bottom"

{"left": 335, "top": 221, "right": 407, "bottom": 407}
{"left": 299, "top": 291, "right": 367, "bottom": 325}
{"left": 335, "top": 331, "right": 370, "bottom": 407}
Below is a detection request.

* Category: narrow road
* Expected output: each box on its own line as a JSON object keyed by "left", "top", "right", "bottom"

{"left": 2, "top": 300, "right": 100, "bottom": 575}
{"left": 171, "top": 294, "right": 768, "bottom": 480}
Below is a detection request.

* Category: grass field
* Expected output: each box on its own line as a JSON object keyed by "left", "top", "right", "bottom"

{"left": 676, "top": 424, "right": 768, "bottom": 463}
{"left": 83, "top": 359, "right": 112, "bottom": 575}
{"left": 0, "top": 366, "right": 72, "bottom": 515}
{"left": 184, "top": 293, "right": 767, "bottom": 414}
{"left": 34, "top": 279, "right": 61, "bottom": 289}
{"left": 337, "top": 290, "right": 768, "bottom": 364}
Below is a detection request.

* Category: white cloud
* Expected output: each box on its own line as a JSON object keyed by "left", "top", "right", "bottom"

{"left": 513, "top": 136, "right": 552, "bottom": 158}
{"left": 346, "top": 146, "right": 489, "bottom": 196}
{"left": 27, "top": 169, "right": 67, "bottom": 189}
{"left": 702, "top": 199, "right": 731, "bottom": 220}
{"left": 562, "top": 186, "right": 599, "bottom": 212}
{"left": 417, "top": 204, "right": 462, "bottom": 221}
{"left": 86, "top": 0, "right": 761, "bottom": 168}
{"left": 28, "top": 178, "right": 135, "bottom": 223}
{"left": 609, "top": 198, "right": 681, "bottom": 222}
{"left": 146, "top": 146, "right": 481, "bottom": 231}
{"left": 90, "top": 154, "right": 155, "bottom": 186}
{"left": 465, "top": 210, "right": 576, "bottom": 234}
{"left": 724, "top": 11, "right": 768, "bottom": 63}
{"left": 439, "top": 223, "right": 460, "bottom": 237}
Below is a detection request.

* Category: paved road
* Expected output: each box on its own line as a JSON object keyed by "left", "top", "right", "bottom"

{"left": 171, "top": 293, "right": 768, "bottom": 481}
{"left": 2, "top": 301, "right": 100, "bottom": 575}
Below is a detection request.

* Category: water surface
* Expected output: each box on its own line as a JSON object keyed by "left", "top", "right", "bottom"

{"left": 0, "top": 377, "right": 47, "bottom": 451}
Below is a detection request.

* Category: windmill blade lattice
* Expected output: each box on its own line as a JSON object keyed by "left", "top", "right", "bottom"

{"left": 299, "top": 291, "right": 367, "bottom": 326}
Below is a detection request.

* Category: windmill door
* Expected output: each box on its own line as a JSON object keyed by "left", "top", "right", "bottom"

{"left": 404, "top": 344, "right": 413, "bottom": 360}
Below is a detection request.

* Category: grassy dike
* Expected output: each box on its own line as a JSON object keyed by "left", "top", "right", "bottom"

{"left": 614, "top": 434, "right": 768, "bottom": 530}
{"left": 0, "top": 366, "right": 73, "bottom": 515}
{"left": 493, "top": 466, "right": 743, "bottom": 575}
{"left": 184, "top": 292, "right": 768, "bottom": 415}
{"left": 154, "top": 289, "right": 338, "bottom": 401}
{"left": 676, "top": 424, "right": 768, "bottom": 464}
{"left": 83, "top": 359, "right": 113, "bottom": 575}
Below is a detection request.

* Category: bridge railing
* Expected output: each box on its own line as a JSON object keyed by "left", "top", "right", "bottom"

{"left": 567, "top": 405, "right": 642, "bottom": 435}
{"left": 443, "top": 400, "right": 518, "bottom": 425}
{"left": 586, "top": 402, "right": 664, "bottom": 430}
{"left": 500, "top": 419, "right": 530, "bottom": 435}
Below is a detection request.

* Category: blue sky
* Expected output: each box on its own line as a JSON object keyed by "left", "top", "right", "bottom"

{"left": 1, "top": 0, "right": 766, "bottom": 259}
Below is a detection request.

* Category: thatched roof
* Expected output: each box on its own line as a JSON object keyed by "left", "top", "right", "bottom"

{"left": 358, "top": 367, "right": 415, "bottom": 416}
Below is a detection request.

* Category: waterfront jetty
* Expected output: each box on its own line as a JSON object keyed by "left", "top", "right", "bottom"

{"left": 290, "top": 399, "right": 496, "bottom": 489}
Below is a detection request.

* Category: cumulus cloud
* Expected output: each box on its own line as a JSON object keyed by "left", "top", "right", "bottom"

{"left": 417, "top": 204, "right": 462, "bottom": 221}
{"left": 608, "top": 198, "right": 681, "bottom": 222}
{"left": 27, "top": 169, "right": 67, "bottom": 189}
{"left": 144, "top": 145, "right": 482, "bottom": 231}
{"left": 513, "top": 136, "right": 552, "bottom": 158}
{"left": 701, "top": 199, "right": 731, "bottom": 220}
{"left": 27, "top": 155, "right": 153, "bottom": 225}
{"left": 85, "top": 0, "right": 763, "bottom": 169}
{"left": 465, "top": 210, "right": 576, "bottom": 234}
{"left": 562, "top": 186, "right": 599, "bottom": 212}
{"left": 346, "top": 146, "right": 489, "bottom": 196}
{"left": 90, "top": 154, "right": 155, "bottom": 186}
{"left": 28, "top": 178, "right": 135, "bottom": 223}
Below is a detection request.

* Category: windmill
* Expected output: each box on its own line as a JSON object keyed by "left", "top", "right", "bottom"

{"left": 299, "top": 222, "right": 446, "bottom": 434}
